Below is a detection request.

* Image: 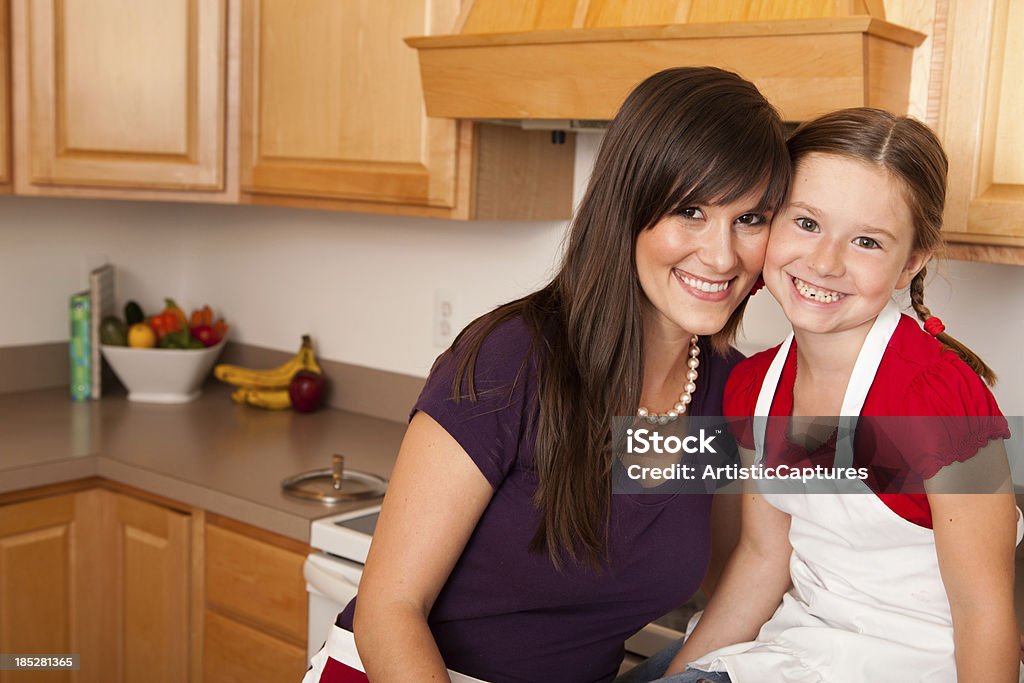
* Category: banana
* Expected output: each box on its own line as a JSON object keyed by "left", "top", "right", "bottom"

{"left": 230, "top": 387, "right": 247, "bottom": 404}
{"left": 215, "top": 335, "right": 321, "bottom": 390}
{"left": 237, "top": 387, "right": 292, "bottom": 410}
{"left": 297, "top": 343, "right": 322, "bottom": 375}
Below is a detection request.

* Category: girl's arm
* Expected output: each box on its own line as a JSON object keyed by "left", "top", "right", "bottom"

{"left": 928, "top": 440, "right": 1019, "bottom": 683}
{"left": 666, "top": 447, "right": 793, "bottom": 675}
{"left": 353, "top": 411, "right": 494, "bottom": 682}
{"left": 700, "top": 493, "right": 742, "bottom": 597}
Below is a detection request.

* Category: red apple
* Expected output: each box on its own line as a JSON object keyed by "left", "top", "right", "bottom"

{"left": 289, "top": 370, "right": 325, "bottom": 413}
{"left": 190, "top": 325, "right": 220, "bottom": 347}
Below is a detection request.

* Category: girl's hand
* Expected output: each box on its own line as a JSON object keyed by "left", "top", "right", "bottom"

{"left": 665, "top": 447, "right": 793, "bottom": 675}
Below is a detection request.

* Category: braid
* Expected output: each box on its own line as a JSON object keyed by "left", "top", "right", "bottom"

{"left": 908, "top": 267, "right": 933, "bottom": 321}
{"left": 909, "top": 267, "right": 997, "bottom": 386}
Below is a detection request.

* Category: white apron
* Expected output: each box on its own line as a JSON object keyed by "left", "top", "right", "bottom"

{"left": 688, "top": 302, "right": 1024, "bottom": 682}
{"left": 303, "top": 624, "right": 488, "bottom": 683}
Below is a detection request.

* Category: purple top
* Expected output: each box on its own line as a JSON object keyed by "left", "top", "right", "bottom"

{"left": 339, "top": 317, "right": 741, "bottom": 682}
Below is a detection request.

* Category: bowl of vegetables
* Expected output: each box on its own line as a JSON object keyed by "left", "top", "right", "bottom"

{"left": 100, "top": 299, "right": 230, "bottom": 404}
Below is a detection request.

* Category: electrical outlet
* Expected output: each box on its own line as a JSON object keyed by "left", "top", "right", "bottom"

{"left": 434, "top": 289, "right": 458, "bottom": 348}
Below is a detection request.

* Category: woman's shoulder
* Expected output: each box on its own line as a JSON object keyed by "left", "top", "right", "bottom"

{"left": 430, "top": 315, "right": 543, "bottom": 388}
{"left": 414, "top": 313, "right": 545, "bottom": 487}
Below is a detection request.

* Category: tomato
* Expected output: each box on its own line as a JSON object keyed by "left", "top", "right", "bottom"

{"left": 148, "top": 311, "right": 181, "bottom": 339}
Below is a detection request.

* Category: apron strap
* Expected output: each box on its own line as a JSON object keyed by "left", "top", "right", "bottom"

{"left": 754, "top": 301, "right": 903, "bottom": 471}
{"left": 753, "top": 334, "right": 794, "bottom": 465}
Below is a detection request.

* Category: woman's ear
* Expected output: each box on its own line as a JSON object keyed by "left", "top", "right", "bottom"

{"left": 896, "top": 250, "right": 931, "bottom": 289}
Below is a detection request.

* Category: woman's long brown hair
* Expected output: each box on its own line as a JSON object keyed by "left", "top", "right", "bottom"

{"left": 450, "top": 67, "right": 790, "bottom": 569}
{"left": 787, "top": 108, "right": 997, "bottom": 385}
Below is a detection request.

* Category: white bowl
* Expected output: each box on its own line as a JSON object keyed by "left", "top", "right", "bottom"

{"left": 101, "top": 339, "right": 226, "bottom": 403}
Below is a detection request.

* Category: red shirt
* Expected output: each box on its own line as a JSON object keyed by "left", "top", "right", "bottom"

{"left": 725, "top": 314, "right": 1009, "bottom": 527}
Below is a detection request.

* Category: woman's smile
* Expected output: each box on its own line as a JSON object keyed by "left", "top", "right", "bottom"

{"left": 636, "top": 188, "right": 770, "bottom": 338}
{"left": 674, "top": 269, "right": 735, "bottom": 301}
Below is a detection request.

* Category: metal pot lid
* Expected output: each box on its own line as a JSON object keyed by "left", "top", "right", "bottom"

{"left": 281, "top": 454, "right": 387, "bottom": 504}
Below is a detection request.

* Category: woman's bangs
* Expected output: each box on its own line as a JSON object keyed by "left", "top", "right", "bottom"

{"left": 665, "top": 147, "right": 789, "bottom": 216}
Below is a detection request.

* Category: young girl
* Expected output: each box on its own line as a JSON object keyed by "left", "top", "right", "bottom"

{"left": 660, "top": 108, "right": 1022, "bottom": 682}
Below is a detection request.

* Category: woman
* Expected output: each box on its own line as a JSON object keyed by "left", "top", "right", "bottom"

{"left": 306, "top": 66, "right": 790, "bottom": 683}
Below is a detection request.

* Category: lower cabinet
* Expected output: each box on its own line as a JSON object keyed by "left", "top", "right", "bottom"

{"left": 203, "top": 517, "right": 309, "bottom": 683}
{"left": 203, "top": 611, "right": 307, "bottom": 683}
{"left": 0, "top": 494, "right": 77, "bottom": 683}
{"left": 104, "top": 492, "right": 191, "bottom": 683}
{"left": 0, "top": 489, "right": 189, "bottom": 683}
{"left": 0, "top": 485, "right": 310, "bottom": 683}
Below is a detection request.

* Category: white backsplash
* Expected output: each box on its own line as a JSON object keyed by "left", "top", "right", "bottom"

{"left": 1, "top": 135, "right": 1022, "bottom": 415}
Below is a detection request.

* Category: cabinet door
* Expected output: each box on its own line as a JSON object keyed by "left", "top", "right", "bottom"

{"left": 104, "top": 492, "right": 191, "bottom": 683}
{"left": 0, "top": 0, "right": 10, "bottom": 188}
{"left": 203, "top": 611, "right": 306, "bottom": 683}
{"left": 13, "top": 0, "right": 225, "bottom": 191}
{"left": 942, "top": 0, "right": 1024, "bottom": 247}
{"left": 241, "top": 0, "right": 461, "bottom": 206}
{"left": 203, "top": 517, "right": 308, "bottom": 683}
{"left": 0, "top": 495, "right": 75, "bottom": 683}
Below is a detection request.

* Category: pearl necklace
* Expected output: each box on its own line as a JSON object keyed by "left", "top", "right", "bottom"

{"left": 637, "top": 335, "right": 700, "bottom": 424}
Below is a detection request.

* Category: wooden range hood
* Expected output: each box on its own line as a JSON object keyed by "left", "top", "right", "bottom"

{"left": 406, "top": 1, "right": 926, "bottom": 123}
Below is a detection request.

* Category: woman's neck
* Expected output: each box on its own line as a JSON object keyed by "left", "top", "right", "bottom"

{"left": 640, "top": 311, "right": 694, "bottom": 410}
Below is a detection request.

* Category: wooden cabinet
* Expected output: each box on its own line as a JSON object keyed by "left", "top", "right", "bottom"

{"left": 0, "top": 0, "right": 10, "bottom": 190}
{"left": 0, "top": 0, "right": 573, "bottom": 217}
{"left": 9, "top": 0, "right": 233, "bottom": 198}
{"left": 0, "top": 494, "right": 76, "bottom": 683}
{"left": 104, "top": 493, "right": 191, "bottom": 683}
{"left": 0, "top": 488, "right": 190, "bottom": 683}
{"left": 203, "top": 515, "right": 308, "bottom": 683}
{"left": 240, "top": 0, "right": 575, "bottom": 219}
{"left": 0, "top": 484, "right": 312, "bottom": 683}
{"left": 938, "top": 0, "right": 1024, "bottom": 262}
{"left": 241, "top": 0, "right": 459, "bottom": 207}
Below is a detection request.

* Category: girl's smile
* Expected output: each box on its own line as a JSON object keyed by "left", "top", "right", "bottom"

{"left": 788, "top": 274, "right": 848, "bottom": 305}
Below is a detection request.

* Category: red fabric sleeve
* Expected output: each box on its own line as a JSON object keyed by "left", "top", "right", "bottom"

{"left": 723, "top": 357, "right": 765, "bottom": 451}
{"left": 890, "top": 352, "right": 1010, "bottom": 479}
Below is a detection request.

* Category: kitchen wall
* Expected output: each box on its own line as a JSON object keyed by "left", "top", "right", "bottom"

{"left": 2, "top": 135, "right": 1023, "bottom": 415}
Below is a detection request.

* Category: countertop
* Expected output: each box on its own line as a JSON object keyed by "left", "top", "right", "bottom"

{"left": 0, "top": 385, "right": 408, "bottom": 542}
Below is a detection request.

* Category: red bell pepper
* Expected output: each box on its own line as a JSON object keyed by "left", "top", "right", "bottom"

{"left": 190, "top": 305, "right": 213, "bottom": 328}
{"left": 149, "top": 311, "right": 181, "bottom": 339}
